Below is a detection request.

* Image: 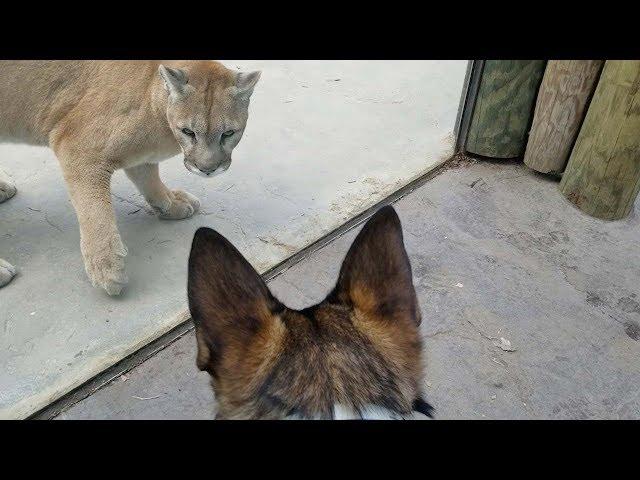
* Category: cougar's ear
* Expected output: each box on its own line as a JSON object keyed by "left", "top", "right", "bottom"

{"left": 234, "top": 70, "right": 261, "bottom": 98}
{"left": 158, "top": 65, "right": 188, "bottom": 100}
{"left": 188, "top": 227, "right": 283, "bottom": 374}
{"left": 331, "top": 206, "right": 421, "bottom": 325}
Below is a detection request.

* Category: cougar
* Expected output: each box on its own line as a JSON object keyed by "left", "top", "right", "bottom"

{"left": 0, "top": 60, "right": 260, "bottom": 294}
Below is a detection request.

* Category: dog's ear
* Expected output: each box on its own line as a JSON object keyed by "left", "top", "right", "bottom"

{"left": 331, "top": 206, "right": 421, "bottom": 325}
{"left": 188, "top": 227, "right": 282, "bottom": 374}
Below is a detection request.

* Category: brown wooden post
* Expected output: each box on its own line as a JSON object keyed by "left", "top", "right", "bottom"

{"left": 524, "top": 60, "right": 603, "bottom": 175}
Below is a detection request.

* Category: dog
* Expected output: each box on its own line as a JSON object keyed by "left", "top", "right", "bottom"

{"left": 187, "top": 205, "right": 433, "bottom": 419}
{"left": 0, "top": 60, "right": 260, "bottom": 294}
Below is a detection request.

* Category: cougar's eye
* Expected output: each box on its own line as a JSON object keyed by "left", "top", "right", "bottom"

{"left": 181, "top": 128, "right": 195, "bottom": 138}
{"left": 221, "top": 130, "right": 235, "bottom": 140}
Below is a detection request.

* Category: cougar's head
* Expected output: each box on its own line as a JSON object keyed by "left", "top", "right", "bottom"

{"left": 159, "top": 61, "right": 261, "bottom": 177}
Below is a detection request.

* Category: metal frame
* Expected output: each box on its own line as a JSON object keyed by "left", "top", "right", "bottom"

{"left": 454, "top": 60, "right": 485, "bottom": 153}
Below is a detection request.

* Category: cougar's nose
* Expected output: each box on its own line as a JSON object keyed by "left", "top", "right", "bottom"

{"left": 184, "top": 157, "right": 231, "bottom": 177}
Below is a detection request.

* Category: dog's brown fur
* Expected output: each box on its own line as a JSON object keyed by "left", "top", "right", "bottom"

{"left": 188, "top": 206, "right": 431, "bottom": 420}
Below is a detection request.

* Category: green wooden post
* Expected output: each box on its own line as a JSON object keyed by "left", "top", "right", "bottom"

{"left": 559, "top": 60, "right": 640, "bottom": 220}
{"left": 466, "top": 60, "right": 546, "bottom": 158}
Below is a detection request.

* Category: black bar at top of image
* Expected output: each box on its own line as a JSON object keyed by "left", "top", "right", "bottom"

{"left": 1, "top": 13, "right": 638, "bottom": 60}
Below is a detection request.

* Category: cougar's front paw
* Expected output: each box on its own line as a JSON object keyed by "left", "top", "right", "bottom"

{"left": 0, "top": 175, "right": 17, "bottom": 203}
{"left": 0, "top": 258, "right": 17, "bottom": 287}
{"left": 157, "top": 190, "right": 200, "bottom": 220}
{"left": 82, "top": 232, "right": 128, "bottom": 296}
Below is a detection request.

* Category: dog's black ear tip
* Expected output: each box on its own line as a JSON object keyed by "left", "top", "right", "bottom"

{"left": 413, "top": 397, "right": 435, "bottom": 418}
{"left": 373, "top": 204, "right": 400, "bottom": 224}
{"left": 191, "top": 227, "right": 229, "bottom": 251}
{"left": 193, "top": 226, "right": 217, "bottom": 241}
{"left": 189, "top": 228, "right": 238, "bottom": 273}
{"left": 377, "top": 204, "right": 396, "bottom": 215}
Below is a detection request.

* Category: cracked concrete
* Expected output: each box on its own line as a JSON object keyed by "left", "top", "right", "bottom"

{"left": 58, "top": 160, "right": 640, "bottom": 419}
{"left": 0, "top": 61, "right": 467, "bottom": 418}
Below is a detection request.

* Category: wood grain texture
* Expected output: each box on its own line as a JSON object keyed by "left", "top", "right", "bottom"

{"left": 524, "top": 60, "right": 603, "bottom": 174}
{"left": 559, "top": 60, "right": 640, "bottom": 220}
{"left": 466, "top": 60, "right": 546, "bottom": 158}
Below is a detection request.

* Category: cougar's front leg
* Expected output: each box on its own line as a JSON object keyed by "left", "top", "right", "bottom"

{"left": 58, "top": 155, "right": 128, "bottom": 296}
{"left": 0, "top": 258, "right": 16, "bottom": 288}
{"left": 125, "top": 163, "right": 200, "bottom": 220}
{"left": 0, "top": 167, "right": 17, "bottom": 203}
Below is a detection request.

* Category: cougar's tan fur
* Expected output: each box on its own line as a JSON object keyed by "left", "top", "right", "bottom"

{"left": 0, "top": 60, "right": 260, "bottom": 294}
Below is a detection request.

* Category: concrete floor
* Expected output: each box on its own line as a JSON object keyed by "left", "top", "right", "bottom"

{"left": 0, "top": 61, "right": 468, "bottom": 418}
{"left": 57, "top": 160, "right": 640, "bottom": 420}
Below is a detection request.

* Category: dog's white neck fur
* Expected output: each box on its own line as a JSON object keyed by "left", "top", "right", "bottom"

{"left": 285, "top": 404, "right": 430, "bottom": 420}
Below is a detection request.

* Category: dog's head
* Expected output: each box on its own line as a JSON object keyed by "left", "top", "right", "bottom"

{"left": 188, "top": 206, "right": 432, "bottom": 419}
